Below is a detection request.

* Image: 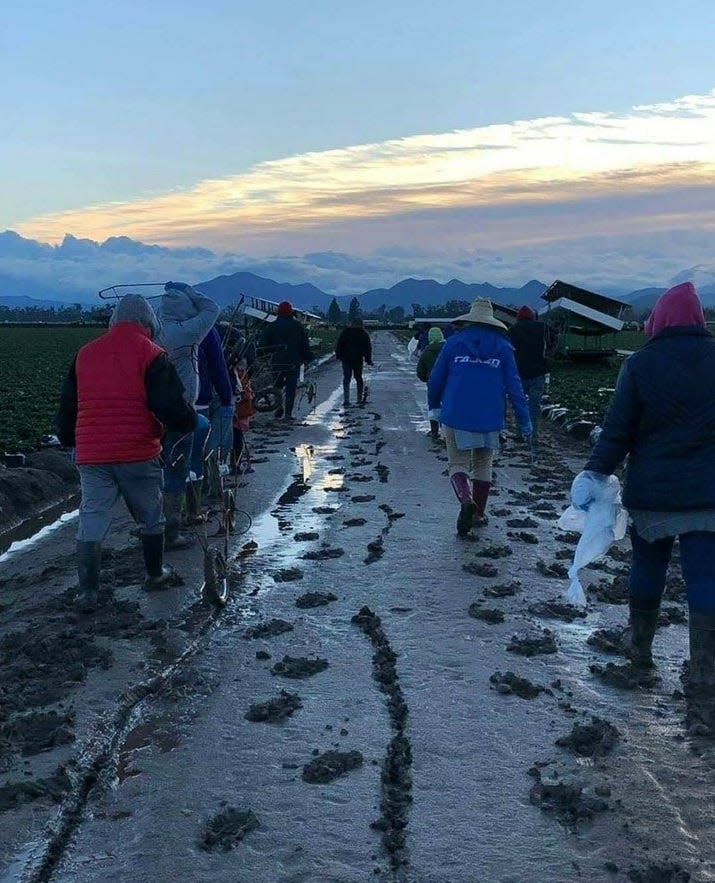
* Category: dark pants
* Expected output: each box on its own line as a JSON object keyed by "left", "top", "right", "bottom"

{"left": 630, "top": 527, "right": 715, "bottom": 614}
{"left": 274, "top": 368, "right": 300, "bottom": 417}
{"left": 341, "top": 359, "right": 364, "bottom": 402}
{"left": 522, "top": 374, "right": 545, "bottom": 444}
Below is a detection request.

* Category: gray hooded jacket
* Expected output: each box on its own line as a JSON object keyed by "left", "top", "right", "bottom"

{"left": 156, "top": 284, "right": 220, "bottom": 406}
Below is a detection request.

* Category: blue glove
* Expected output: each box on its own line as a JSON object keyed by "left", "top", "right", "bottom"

{"left": 571, "top": 470, "right": 608, "bottom": 511}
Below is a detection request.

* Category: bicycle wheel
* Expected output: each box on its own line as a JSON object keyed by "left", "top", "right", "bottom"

{"left": 202, "top": 545, "right": 228, "bottom": 607}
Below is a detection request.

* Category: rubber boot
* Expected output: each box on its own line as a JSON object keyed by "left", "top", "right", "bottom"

{"left": 343, "top": 383, "right": 350, "bottom": 407}
{"left": 625, "top": 600, "right": 660, "bottom": 668}
{"left": 164, "top": 492, "right": 193, "bottom": 550}
{"left": 356, "top": 379, "right": 365, "bottom": 405}
{"left": 76, "top": 541, "right": 102, "bottom": 613}
{"left": 686, "top": 610, "right": 715, "bottom": 737}
{"left": 141, "top": 534, "right": 174, "bottom": 591}
{"left": 451, "top": 472, "right": 476, "bottom": 537}
{"left": 185, "top": 479, "right": 205, "bottom": 524}
{"left": 472, "top": 480, "right": 491, "bottom": 527}
{"left": 429, "top": 420, "right": 440, "bottom": 441}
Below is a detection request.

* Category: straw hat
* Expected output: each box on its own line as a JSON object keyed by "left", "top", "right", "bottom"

{"left": 454, "top": 298, "right": 507, "bottom": 330}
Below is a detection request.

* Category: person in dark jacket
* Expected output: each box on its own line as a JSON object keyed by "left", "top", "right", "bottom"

{"left": 335, "top": 318, "right": 373, "bottom": 405}
{"left": 57, "top": 295, "right": 197, "bottom": 610}
{"left": 579, "top": 281, "right": 715, "bottom": 736}
{"left": 428, "top": 299, "right": 532, "bottom": 536}
{"left": 509, "top": 306, "right": 549, "bottom": 447}
{"left": 416, "top": 327, "right": 445, "bottom": 439}
{"left": 260, "top": 301, "right": 314, "bottom": 420}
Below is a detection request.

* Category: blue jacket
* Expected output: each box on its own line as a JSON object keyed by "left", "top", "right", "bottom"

{"left": 586, "top": 326, "right": 715, "bottom": 511}
{"left": 197, "top": 327, "right": 233, "bottom": 408}
{"left": 428, "top": 325, "right": 531, "bottom": 433}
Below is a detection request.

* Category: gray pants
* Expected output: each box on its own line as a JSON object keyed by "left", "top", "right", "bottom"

{"left": 77, "top": 459, "right": 165, "bottom": 542}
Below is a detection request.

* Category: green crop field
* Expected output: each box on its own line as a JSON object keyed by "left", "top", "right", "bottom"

{"left": 0, "top": 326, "right": 102, "bottom": 452}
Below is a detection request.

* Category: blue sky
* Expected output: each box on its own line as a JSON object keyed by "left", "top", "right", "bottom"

{"left": 3, "top": 1, "right": 715, "bottom": 293}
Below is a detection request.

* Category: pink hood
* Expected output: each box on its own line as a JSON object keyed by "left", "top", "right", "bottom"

{"left": 644, "top": 282, "right": 706, "bottom": 338}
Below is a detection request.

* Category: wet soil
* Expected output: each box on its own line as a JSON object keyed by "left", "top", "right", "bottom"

{"left": 294, "top": 531, "right": 320, "bottom": 542}
{"left": 507, "top": 629, "right": 558, "bottom": 656}
{"left": 556, "top": 717, "right": 621, "bottom": 757}
{"left": 244, "top": 619, "right": 294, "bottom": 640}
{"left": 295, "top": 591, "right": 338, "bottom": 609}
{"left": 626, "top": 861, "right": 691, "bottom": 882}
{"left": 199, "top": 807, "right": 260, "bottom": 851}
{"left": 528, "top": 767, "right": 610, "bottom": 828}
{"left": 300, "top": 547, "right": 345, "bottom": 561}
{"left": 0, "top": 766, "right": 72, "bottom": 814}
{"left": 528, "top": 600, "right": 588, "bottom": 623}
{"left": 468, "top": 604, "right": 505, "bottom": 624}
{"left": 344, "top": 517, "right": 367, "bottom": 527}
{"left": 463, "top": 561, "right": 499, "bottom": 578}
{"left": 476, "top": 544, "right": 513, "bottom": 559}
{"left": 272, "top": 567, "right": 304, "bottom": 582}
{"left": 245, "top": 690, "right": 303, "bottom": 723}
{"left": 0, "top": 711, "right": 75, "bottom": 759}
{"left": 489, "top": 671, "right": 546, "bottom": 699}
{"left": 508, "top": 531, "right": 540, "bottom": 544}
{"left": 483, "top": 580, "right": 521, "bottom": 598}
{"left": 270, "top": 656, "right": 329, "bottom": 679}
{"left": 536, "top": 559, "right": 570, "bottom": 579}
{"left": 589, "top": 662, "right": 661, "bottom": 690}
{"left": 506, "top": 517, "right": 539, "bottom": 528}
{"left": 588, "top": 627, "right": 629, "bottom": 656}
{"left": 302, "top": 750, "right": 364, "bottom": 784}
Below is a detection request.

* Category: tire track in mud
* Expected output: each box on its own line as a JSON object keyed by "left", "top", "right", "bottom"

{"left": 352, "top": 606, "right": 412, "bottom": 880}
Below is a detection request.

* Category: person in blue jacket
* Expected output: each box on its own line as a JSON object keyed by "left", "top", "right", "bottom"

{"left": 428, "top": 299, "right": 532, "bottom": 536}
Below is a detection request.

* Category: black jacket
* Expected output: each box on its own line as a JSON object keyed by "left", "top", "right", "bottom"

{"left": 586, "top": 326, "right": 715, "bottom": 511}
{"left": 509, "top": 319, "right": 549, "bottom": 380}
{"left": 335, "top": 327, "right": 372, "bottom": 365}
{"left": 260, "top": 316, "right": 314, "bottom": 369}
{"left": 56, "top": 353, "right": 197, "bottom": 448}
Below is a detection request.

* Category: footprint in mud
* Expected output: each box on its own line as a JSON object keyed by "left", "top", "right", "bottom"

{"left": 587, "top": 627, "right": 628, "bottom": 655}
{"left": 295, "top": 591, "right": 338, "bottom": 608}
{"left": 483, "top": 580, "right": 521, "bottom": 598}
{"left": 468, "top": 604, "right": 505, "bottom": 624}
{"left": 528, "top": 600, "right": 587, "bottom": 623}
{"left": 463, "top": 561, "right": 499, "bottom": 578}
{"left": 271, "top": 656, "right": 329, "bottom": 678}
{"left": 506, "top": 516, "right": 539, "bottom": 528}
{"left": 556, "top": 717, "right": 620, "bottom": 757}
{"left": 344, "top": 517, "right": 367, "bottom": 527}
{"left": 536, "top": 559, "right": 569, "bottom": 579}
{"left": 590, "top": 662, "right": 661, "bottom": 690}
{"left": 245, "top": 619, "right": 294, "bottom": 640}
{"left": 272, "top": 568, "right": 304, "bottom": 583}
{"left": 302, "top": 750, "right": 364, "bottom": 784}
{"left": 528, "top": 768, "right": 609, "bottom": 828}
{"left": 199, "top": 807, "right": 260, "bottom": 851}
{"left": 294, "top": 531, "right": 319, "bottom": 542}
{"left": 489, "top": 671, "right": 547, "bottom": 699}
{"left": 301, "top": 547, "right": 345, "bottom": 561}
{"left": 245, "top": 691, "right": 302, "bottom": 723}
{"left": 507, "top": 629, "right": 558, "bottom": 656}
{"left": 352, "top": 495, "right": 376, "bottom": 503}
{"left": 476, "top": 544, "right": 513, "bottom": 559}
{"left": 508, "top": 531, "right": 540, "bottom": 545}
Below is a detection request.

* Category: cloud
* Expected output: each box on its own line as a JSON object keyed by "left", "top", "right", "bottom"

{"left": 14, "top": 90, "right": 715, "bottom": 256}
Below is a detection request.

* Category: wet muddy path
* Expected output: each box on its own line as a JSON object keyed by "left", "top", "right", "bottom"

{"left": 1, "top": 334, "right": 713, "bottom": 883}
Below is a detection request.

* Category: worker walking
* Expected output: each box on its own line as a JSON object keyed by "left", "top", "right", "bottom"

{"left": 260, "top": 301, "right": 314, "bottom": 420}
{"left": 509, "top": 306, "right": 550, "bottom": 449}
{"left": 335, "top": 318, "right": 373, "bottom": 406}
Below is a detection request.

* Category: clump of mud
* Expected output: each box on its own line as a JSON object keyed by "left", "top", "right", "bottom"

{"left": 587, "top": 627, "right": 628, "bottom": 655}
{"left": 508, "top": 531, "right": 539, "bottom": 544}
{"left": 271, "top": 656, "right": 329, "bottom": 679}
{"left": 529, "top": 768, "right": 609, "bottom": 828}
{"left": 590, "top": 577, "right": 629, "bottom": 605}
{"left": 528, "top": 600, "right": 587, "bottom": 623}
{"left": 476, "top": 544, "right": 513, "bottom": 559}
{"left": 506, "top": 517, "right": 539, "bottom": 528}
{"left": 468, "top": 604, "right": 505, "bottom": 624}
{"left": 556, "top": 717, "right": 620, "bottom": 757}
{"left": 483, "top": 580, "right": 521, "bottom": 598}
{"left": 301, "top": 548, "right": 345, "bottom": 561}
{"left": 492, "top": 507, "right": 512, "bottom": 517}
{"left": 272, "top": 568, "right": 304, "bottom": 583}
{"left": 352, "top": 495, "right": 376, "bottom": 503}
{"left": 344, "top": 517, "right": 367, "bottom": 527}
{"left": 536, "top": 559, "right": 569, "bottom": 579}
{"left": 660, "top": 604, "right": 687, "bottom": 626}
{"left": 508, "top": 629, "right": 557, "bottom": 656}
{"left": 245, "top": 691, "right": 302, "bottom": 723}
{"left": 489, "top": 671, "right": 546, "bottom": 699}
{"left": 463, "top": 561, "right": 499, "bottom": 578}
{"left": 365, "top": 537, "right": 385, "bottom": 565}
{"left": 302, "top": 750, "right": 364, "bottom": 783}
{"left": 590, "top": 662, "right": 660, "bottom": 690}
{"left": 295, "top": 591, "right": 338, "bottom": 609}
{"left": 294, "top": 531, "right": 319, "bottom": 542}
{"left": 627, "top": 862, "right": 691, "bottom": 882}
{"left": 0, "top": 710, "right": 75, "bottom": 758}
{"left": 244, "top": 619, "right": 294, "bottom": 640}
{"left": 557, "top": 531, "right": 580, "bottom": 546}
{"left": 199, "top": 807, "right": 260, "bottom": 851}
{"left": 379, "top": 504, "right": 405, "bottom": 522}
{"left": 313, "top": 506, "right": 338, "bottom": 515}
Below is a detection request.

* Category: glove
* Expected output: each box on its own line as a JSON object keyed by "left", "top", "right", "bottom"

{"left": 571, "top": 470, "right": 609, "bottom": 511}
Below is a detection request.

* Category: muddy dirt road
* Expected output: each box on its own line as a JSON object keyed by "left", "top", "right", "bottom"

{"left": 1, "top": 333, "right": 713, "bottom": 883}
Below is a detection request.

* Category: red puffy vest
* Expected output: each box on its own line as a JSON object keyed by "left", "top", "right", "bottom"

{"left": 75, "top": 322, "right": 166, "bottom": 465}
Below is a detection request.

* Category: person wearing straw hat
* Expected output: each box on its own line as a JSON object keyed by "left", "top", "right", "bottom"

{"left": 428, "top": 299, "right": 532, "bottom": 536}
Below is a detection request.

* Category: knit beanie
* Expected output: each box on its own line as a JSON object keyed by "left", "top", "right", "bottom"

{"left": 277, "top": 301, "right": 293, "bottom": 316}
{"left": 428, "top": 326, "right": 445, "bottom": 344}
{"left": 110, "top": 294, "right": 160, "bottom": 339}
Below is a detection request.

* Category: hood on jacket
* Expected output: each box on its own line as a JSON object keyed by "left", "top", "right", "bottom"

{"left": 157, "top": 285, "right": 200, "bottom": 324}
{"left": 645, "top": 281, "right": 706, "bottom": 338}
{"left": 109, "top": 294, "right": 159, "bottom": 339}
{"left": 517, "top": 306, "right": 537, "bottom": 321}
{"left": 428, "top": 326, "right": 445, "bottom": 345}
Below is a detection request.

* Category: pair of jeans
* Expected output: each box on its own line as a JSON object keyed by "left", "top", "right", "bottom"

{"left": 630, "top": 526, "right": 715, "bottom": 614}
{"left": 274, "top": 368, "right": 300, "bottom": 416}
{"left": 341, "top": 359, "right": 364, "bottom": 402}
{"left": 77, "top": 458, "right": 164, "bottom": 541}
{"left": 521, "top": 375, "right": 545, "bottom": 444}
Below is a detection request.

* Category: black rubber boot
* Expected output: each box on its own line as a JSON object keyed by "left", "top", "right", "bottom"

{"left": 356, "top": 379, "right": 364, "bottom": 404}
{"left": 76, "top": 541, "right": 102, "bottom": 613}
{"left": 429, "top": 420, "right": 440, "bottom": 440}
{"left": 164, "top": 492, "right": 193, "bottom": 550}
{"left": 626, "top": 600, "right": 660, "bottom": 668}
{"left": 451, "top": 472, "right": 476, "bottom": 537}
{"left": 343, "top": 383, "right": 350, "bottom": 407}
{"left": 686, "top": 610, "right": 715, "bottom": 737}
{"left": 141, "top": 534, "right": 173, "bottom": 591}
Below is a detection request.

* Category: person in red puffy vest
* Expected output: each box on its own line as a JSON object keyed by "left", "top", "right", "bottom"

{"left": 57, "top": 294, "right": 197, "bottom": 610}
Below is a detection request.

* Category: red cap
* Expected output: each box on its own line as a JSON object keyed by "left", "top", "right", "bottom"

{"left": 277, "top": 301, "right": 293, "bottom": 316}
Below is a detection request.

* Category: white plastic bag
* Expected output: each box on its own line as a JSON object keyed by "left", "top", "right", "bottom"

{"left": 558, "top": 473, "right": 628, "bottom": 606}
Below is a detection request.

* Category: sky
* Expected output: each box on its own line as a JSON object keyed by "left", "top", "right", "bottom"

{"left": 3, "top": 0, "right": 715, "bottom": 293}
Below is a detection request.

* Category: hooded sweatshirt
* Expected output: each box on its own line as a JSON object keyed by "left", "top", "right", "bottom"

{"left": 645, "top": 281, "right": 706, "bottom": 337}
{"left": 416, "top": 327, "right": 445, "bottom": 382}
{"left": 156, "top": 283, "right": 220, "bottom": 406}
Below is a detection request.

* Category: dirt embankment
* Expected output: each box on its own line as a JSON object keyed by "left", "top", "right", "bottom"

{"left": 0, "top": 451, "right": 78, "bottom": 536}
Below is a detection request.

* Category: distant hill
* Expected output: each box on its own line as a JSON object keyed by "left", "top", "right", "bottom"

{"left": 196, "top": 271, "right": 332, "bottom": 312}
{"left": 353, "top": 278, "right": 548, "bottom": 312}
{"left": 0, "top": 294, "right": 72, "bottom": 310}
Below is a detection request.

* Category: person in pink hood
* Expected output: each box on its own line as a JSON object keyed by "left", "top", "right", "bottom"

{"left": 577, "top": 281, "right": 715, "bottom": 736}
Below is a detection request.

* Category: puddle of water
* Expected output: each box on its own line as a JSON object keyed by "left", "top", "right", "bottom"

{"left": 0, "top": 506, "right": 79, "bottom": 564}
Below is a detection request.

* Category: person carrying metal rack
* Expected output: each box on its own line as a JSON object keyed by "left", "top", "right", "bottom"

{"left": 259, "top": 301, "right": 314, "bottom": 421}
